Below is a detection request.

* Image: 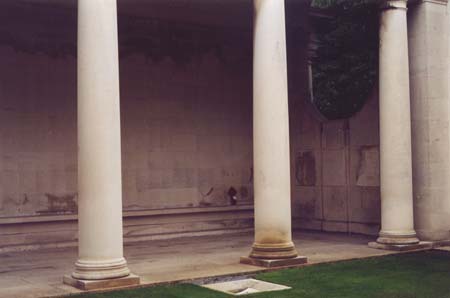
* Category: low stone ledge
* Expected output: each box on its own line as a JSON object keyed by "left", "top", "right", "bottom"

{"left": 0, "top": 205, "right": 254, "bottom": 225}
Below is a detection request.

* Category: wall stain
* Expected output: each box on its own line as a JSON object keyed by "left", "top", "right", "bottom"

{"left": 37, "top": 193, "right": 78, "bottom": 214}
{"left": 240, "top": 186, "right": 249, "bottom": 198}
{"left": 356, "top": 146, "right": 379, "bottom": 187}
{"left": 22, "top": 194, "right": 29, "bottom": 205}
{"left": 300, "top": 201, "right": 315, "bottom": 218}
{"left": 199, "top": 187, "right": 214, "bottom": 207}
{"left": 295, "top": 151, "right": 316, "bottom": 186}
{"left": 198, "top": 201, "right": 212, "bottom": 207}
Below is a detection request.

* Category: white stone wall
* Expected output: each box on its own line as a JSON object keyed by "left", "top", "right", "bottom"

{"left": 0, "top": 47, "right": 78, "bottom": 217}
{"left": 0, "top": 29, "right": 260, "bottom": 217}
{"left": 291, "top": 91, "right": 381, "bottom": 236}
{"left": 0, "top": 44, "right": 255, "bottom": 218}
{"left": 0, "top": 20, "right": 257, "bottom": 248}
{"left": 120, "top": 52, "right": 255, "bottom": 211}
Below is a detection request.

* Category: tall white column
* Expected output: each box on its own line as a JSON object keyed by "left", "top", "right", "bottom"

{"left": 376, "top": 0, "right": 419, "bottom": 246}
{"left": 241, "top": 0, "right": 306, "bottom": 267}
{"left": 71, "top": 0, "right": 131, "bottom": 282}
{"left": 409, "top": 0, "right": 450, "bottom": 242}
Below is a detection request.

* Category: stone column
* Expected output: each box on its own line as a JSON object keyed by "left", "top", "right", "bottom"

{"left": 371, "top": 0, "right": 420, "bottom": 249}
{"left": 408, "top": 0, "right": 450, "bottom": 242}
{"left": 240, "top": 0, "right": 307, "bottom": 267}
{"left": 64, "top": 0, "right": 139, "bottom": 290}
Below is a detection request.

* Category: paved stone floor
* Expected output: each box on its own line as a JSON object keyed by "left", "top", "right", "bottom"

{"left": 0, "top": 231, "right": 402, "bottom": 298}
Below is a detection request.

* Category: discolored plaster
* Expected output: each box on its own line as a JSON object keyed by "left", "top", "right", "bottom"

{"left": 37, "top": 193, "right": 78, "bottom": 214}
{"left": 295, "top": 151, "right": 316, "bottom": 186}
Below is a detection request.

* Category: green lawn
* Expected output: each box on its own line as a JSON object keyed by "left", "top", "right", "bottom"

{"left": 74, "top": 250, "right": 450, "bottom": 298}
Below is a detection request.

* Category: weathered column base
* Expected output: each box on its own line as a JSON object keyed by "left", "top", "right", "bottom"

{"left": 63, "top": 274, "right": 140, "bottom": 291}
{"left": 368, "top": 241, "right": 432, "bottom": 251}
{"left": 72, "top": 258, "right": 131, "bottom": 280}
{"left": 240, "top": 242, "right": 307, "bottom": 268}
{"left": 64, "top": 258, "right": 140, "bottom": 290}
{"left": 369, "top": 231, "right": 424, "bottom": 251}
{"left": 250, "top": 242, "right": 299, "bottom": 259}
{"left": 376, "top": 231, "right": 420, "bottom": 245}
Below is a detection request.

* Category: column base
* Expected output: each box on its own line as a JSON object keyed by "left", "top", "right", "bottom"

{"left": 368, "top": 241, "right": 432, "bottom": 251}
{"left": 369, "top": 231, "right": 425, "bottom": 251}
{"left": 63, "top": 274, "right": 140, "bottom": 291}
{"left": 241, "top": 241, "right": 307, "bottom": 268}
{"left": 240, "top": 255, "right": 307, "bottom": 268}
{"left": 248, "top": 242, "right": 299, "bottom": 259}
{"left": 72, "top": 258, "right": 131, "bottom": 280}
{"left": 376, "top": 231, "right": 420, "bottom": 245}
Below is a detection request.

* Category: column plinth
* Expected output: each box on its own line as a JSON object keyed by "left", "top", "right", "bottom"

{"left": 240, "top": 0, "right": 306, "bottom": 268}
{"left": 64, "top": 0, "right": 139, "bottom": 289}
{"left": 370, "top": 0, "right": 420, "bottom": 250}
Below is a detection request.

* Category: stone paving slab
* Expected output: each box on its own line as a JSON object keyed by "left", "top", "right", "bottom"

{"left": 0, "top": 231, "right": 408, "bottom": 298}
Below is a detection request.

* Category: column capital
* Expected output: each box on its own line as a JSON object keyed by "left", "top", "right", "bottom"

{"left": 381, "top": 0, "right": 408, "bottom": 10}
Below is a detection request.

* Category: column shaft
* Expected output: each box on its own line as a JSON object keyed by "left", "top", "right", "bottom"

{"left": 250, "top": 0, "right": 297, "bottom": 260}
{"left": 377, "top": 0, "right": 419, "bottom": 245}
{"left": 74, "top": 0, "right": 130, "bottom": 280}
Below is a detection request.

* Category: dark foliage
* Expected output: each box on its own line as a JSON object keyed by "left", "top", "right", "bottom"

{"left": 311, "top": 0, "right": 379, "bottom": 120}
